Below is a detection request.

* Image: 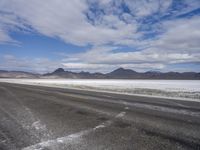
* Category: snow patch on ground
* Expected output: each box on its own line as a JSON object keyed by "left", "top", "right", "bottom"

{"left": 116, "top": 112, "right": 126, "bottom": 118}
{"left": 0, "top": 79, "right": 200, "bottom": 101}
{"left": 22, "top": 110, "right": 126, "bottom": 150}
{"left": 125, "top": 107, "right": 129, "bottom": 110}
{"left": 32, "top": 121, "right": 47, "bottom": 131}
{"left": 22, "top": 129, "right": 90, "bottom": 150}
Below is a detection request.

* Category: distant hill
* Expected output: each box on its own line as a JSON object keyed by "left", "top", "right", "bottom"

{"left": 106, "top": 68, "right": 200, "bottom": 79}
{"left": 0, "top": 68, "right": 200, "bottom": 79}
{"left": 43, "top": 68, "right": 105, "bottom": 79}
{"left": 44, "top": 68, "right": 200, "bottom": 80}
{"left": 106, "top": 67, "right": 139, "bottom": 79}
{"left": 0, "top": 70, "right": 40, "bottom": 78}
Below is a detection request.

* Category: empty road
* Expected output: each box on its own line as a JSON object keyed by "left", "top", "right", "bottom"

{"left": 0, "top": 82, "right": 200, "bottom": 150}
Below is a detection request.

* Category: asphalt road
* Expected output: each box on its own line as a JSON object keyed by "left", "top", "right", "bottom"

{"left": 0, "top": 82, "right": 200, "bottom": 150}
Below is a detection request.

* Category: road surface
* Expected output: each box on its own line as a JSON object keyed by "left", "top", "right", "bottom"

{"left": 0, "top": 82, "right": 200, "bottom": 150}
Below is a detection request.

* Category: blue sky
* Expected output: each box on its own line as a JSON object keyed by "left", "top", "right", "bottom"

{"left": 0, "top": 0, "right": 200, "bottom": 73}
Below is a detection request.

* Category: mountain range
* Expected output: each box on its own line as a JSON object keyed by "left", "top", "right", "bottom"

{"left": 0, "top": 68, "right": 200, "bottom": 80}
{"left": 0, "top": 70, "right": 40, "bottom": 78}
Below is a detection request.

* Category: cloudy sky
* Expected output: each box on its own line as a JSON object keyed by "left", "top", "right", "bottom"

{"left": 0, "top": 0, "right": 200, "bottom": 73}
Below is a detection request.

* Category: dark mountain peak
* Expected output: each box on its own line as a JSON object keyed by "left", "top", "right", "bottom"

{"left": 0, "top": 68, "right": 200, "bottom": 79}
{"left": 110, "top": 67, "right": 136, "bottom": 74}
{"left": 79, "top": 71, "right": 90, "bottom": 74}
{"left": 116, "top": 67, "right": 125, "bottom": 71}
{"left": 145, "top": 70, "right": 161, "bottom": 74}
{"left": 0, "top": 70, "right": 8, "bottom": 73}
{"left": 107, "top": 67, "right": 138, "bottom": 78}
{"left": 53, "top": 68, "right": 65, "bottom": 73}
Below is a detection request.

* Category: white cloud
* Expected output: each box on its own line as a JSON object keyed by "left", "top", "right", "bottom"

{"left": 0, "top": 0, "right": 142, "bottom": 46}
{"left": 171, "top": 0, "right": 200, "bottom": 17}
{"left": 61, "top": 15, "right": 200, "bottom": 71}
{"left": 0, "top": 0, "right": 199, "bottom": 72}
{"left": 62, "top": 62, "right": 165, "bottom": 73}
{"left": 0, "top": 0, "right": 198, "bottom": 47}
{"left": 154, "top": 16, "right": 200, "bottom": 52}
{"left": 0, "top": 10, "right": 28, "bottom": 44}
{"left": 125, "top": 0, "right": 172, "bottom": 17}
{"left": 0, "top": 55, "right": 63, "bottom": 73}
{"left": 0, "top": 29, "right": 14, "bottom": 43}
